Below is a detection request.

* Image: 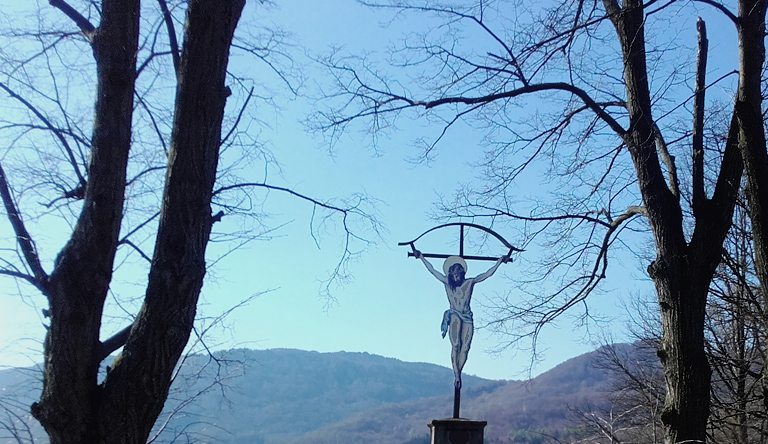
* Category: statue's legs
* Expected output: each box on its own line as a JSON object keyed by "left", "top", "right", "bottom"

{"left": 449, "top": 320, "right": 474, "bottom": 389}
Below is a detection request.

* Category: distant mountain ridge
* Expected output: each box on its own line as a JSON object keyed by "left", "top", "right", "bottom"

{"left": 170, "top": 348, "right": 496, "bottom": 444}
{"left": 0, "top": 346, "right": 627, "bottom": 444}
{"left": 293, "top": 347, "right": 619, "bottom": 444}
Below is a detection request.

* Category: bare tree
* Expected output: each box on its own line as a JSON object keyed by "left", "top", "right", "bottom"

{"left": 0, "top": 1, "right": 244, "bottom": 442}
{"left": 312, "top": 1, "right": 766, "bottom": 442}
{"left": 705, "top": 195, "right": 766, "bottom": 443}
{"left": 569, "top": 200, "right": 765, "bottom": 444}
{"left": 0, "top": 367, "right": 41, "bottom": 444}
{"left": 575, "top": 201, "right": 766, "bottom": 444}
{"left": 0, "top": 1, "right": 378, "bottom": 443}
{"left": 576, "top": 341, "right": 665, "bottom": 444}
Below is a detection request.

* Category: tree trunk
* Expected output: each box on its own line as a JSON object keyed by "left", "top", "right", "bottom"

{"left": 603, "top": 1, "right": 743, "bottom": 442}
{"left": 97, "top": 1, "right": 244, "bottom": 442}
{"left": 652, "top": 263, "right": 712, "bottom": 443}
{"left": 730, "top": 0, "right": 768, "bottom": 424}
{"left": 30, "top": 0, "right": 245, "bottom": 443}
{"left": 31, "top": 1, "right": 141, "bottom": 442}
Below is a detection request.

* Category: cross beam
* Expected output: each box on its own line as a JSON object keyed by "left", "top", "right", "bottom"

{"left": 405, "top": 252, "right": 502, "bottom": 261}
{"left": 398, "top": 222, "right": 523, "bottom": 261}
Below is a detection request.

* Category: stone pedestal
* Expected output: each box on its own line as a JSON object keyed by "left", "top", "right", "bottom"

{"left": 428, "top": 418, "right": 487, "bottom": 444}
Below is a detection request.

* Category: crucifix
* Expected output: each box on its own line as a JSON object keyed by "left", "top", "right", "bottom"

{"left": 399, "top": 223, "right": 522, "bottom": 419}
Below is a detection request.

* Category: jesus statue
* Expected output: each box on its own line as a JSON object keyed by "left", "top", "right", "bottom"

{"left": 413, "top": 250, "right": 511, "bottom": 390}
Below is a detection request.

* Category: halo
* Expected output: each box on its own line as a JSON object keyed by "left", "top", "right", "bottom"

{"left": 443, "top": 256, "right": 467, "bottom": 275}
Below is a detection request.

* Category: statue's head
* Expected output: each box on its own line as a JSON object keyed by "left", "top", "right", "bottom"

{"left": 444, "top": 256, "right": 467, "bottom": 287}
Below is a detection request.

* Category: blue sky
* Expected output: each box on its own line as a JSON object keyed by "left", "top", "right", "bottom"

{"left": 3, "top": 0, "right": 735, "bottom": 381}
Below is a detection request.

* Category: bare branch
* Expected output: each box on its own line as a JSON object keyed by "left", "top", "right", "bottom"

{"left": 134, "top": 94, "right": 170, "bottom": 154}
{"left": 457, "top": 203, "right": 646, "bottom": 339}
{"left": 692, "top": 0, "right": 739, "bottom": 23}
{"left": 214, "top": 181, "right": 382, "bottom": 302}
{"left": 0, "top": 81, "right": 87, "bottom": 188}
{"left": 0, "top": 268, "right": 40, "bottom": 287}
{"left": 536, "top": 205, "right": 647, "bottom": 325}
{"left": 119, "top": 240, "right": 152, "bottom": 263}
{"left": 49, "top": 0, "right": 97, "bottom": 41}
{"left": 215, "top": 182, "right": 362, "bottom": 214}
{"left": 221, "top": 86, "right": 254, "bottom": 146}
{"left": 98, "top": 325, "right": 132, "bottom": 363}
{"left": 461, "top": 205, "right": 614, "bottom": 229}
{"left": 231, "top": 41, "right": 302, "bottom": 95}
{"left": 653, "top": 123, "right": 679, "bottom": 199}
{"left": 119, "top": 212, "right": 161, "bottom": 245}
{"left": 0, "top": 162, "right": 48, "bottom": 288}
{"left": 156, "top": 0, "right": 181, "bottom": 76}
{"left": 692, "top": 18, "right": 707, "bottom": 216}
{"left": 411, "top": 82, "right": 626, "bottom": 137}
{"left": 136, "top": 50, "right": 174, "bottom": 78}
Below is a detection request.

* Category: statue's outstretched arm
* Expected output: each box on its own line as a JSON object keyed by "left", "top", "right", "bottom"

{"left": 414, "top": 250, "right": 448, "bottom": 284}
{"left": 473, "top": 255, "right": 511, "bottom": 283}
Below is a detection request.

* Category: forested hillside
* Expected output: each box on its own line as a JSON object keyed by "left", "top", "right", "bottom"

{"left": 0, "top": 346, "right": 627, "bottom": 444}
